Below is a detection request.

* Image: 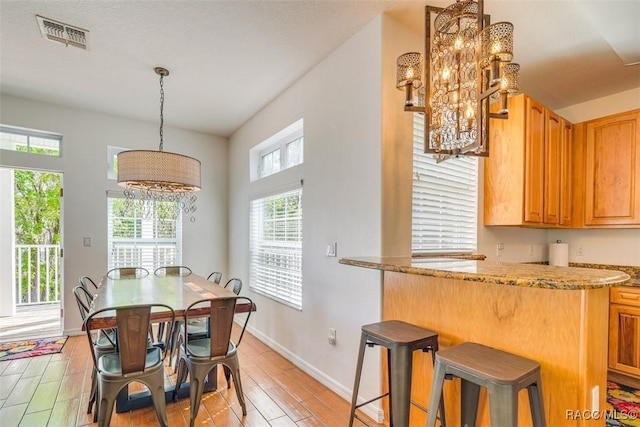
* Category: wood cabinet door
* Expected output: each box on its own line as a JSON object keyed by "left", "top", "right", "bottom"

{"left": 559, "top": 121, "right": 573, "bottom": 226}
{"left": 524, "top": 97, "right": 545, "bottom": 224}
{"left": 484, "top": 94, "right": 527, "bottom": 226}
{"left": 609, "top": 303, "right": 640, "bottom": 377}
{"left": 585, "top": 110, "right": 640, "bottom": 225}
{"left": 544, "top": 110, "right": 562, "bottom": 224}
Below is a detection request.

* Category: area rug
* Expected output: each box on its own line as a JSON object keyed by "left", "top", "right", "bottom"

{"left": 0, "top": 336, "right": 67, "bottom": 362}
{"left": 607, "top": 381, "right": 640, "bottom": 427}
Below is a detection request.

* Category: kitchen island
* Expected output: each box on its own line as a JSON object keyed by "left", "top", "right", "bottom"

{"left": 339, "top": 256, "right": 631, "bottom": 427}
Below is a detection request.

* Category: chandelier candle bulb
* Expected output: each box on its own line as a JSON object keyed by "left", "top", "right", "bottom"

{"left": 442, "top": 67, "right": 450, "bottom": 82}
{"left": 465, "top": 103, "right": 475, "bottom": 129}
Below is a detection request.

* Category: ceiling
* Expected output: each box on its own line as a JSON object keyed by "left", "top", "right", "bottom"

{"left": 1, "top": 1, "right": 639, "bottom": 138}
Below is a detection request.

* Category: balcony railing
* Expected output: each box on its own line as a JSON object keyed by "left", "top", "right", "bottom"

{"left": 15, "top": 244, "right": 61, "bottom": 306}
{"left": 109, "top": 241, "right": 178, "bottom": 273}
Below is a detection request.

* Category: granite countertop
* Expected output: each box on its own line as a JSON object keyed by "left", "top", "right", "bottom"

{"left": 339, "top": 256, "right": 631, "bottom": 290}
{"left": 568, "top": 262, "right": 640, "bottom": 288}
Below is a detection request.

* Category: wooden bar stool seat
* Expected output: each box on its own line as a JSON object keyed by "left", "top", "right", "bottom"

{"left": 349, "top": 320, "right": 446, "bottom": 427}
{"left": 426, "top": 342, "right": 546, "bottom": 427}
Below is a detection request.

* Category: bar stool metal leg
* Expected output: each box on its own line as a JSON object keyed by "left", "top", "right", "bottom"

{"left": 389, "top": 345, "right": 412, "bottom": 427}
{"left": 461, "top": 379, "right": 481, "bottom": 426}
{"left": 488, "top": 384, "right": 518, "bottom": 426}
{"left": 349, "top": 333, "right": 369, "bottom": 427}
{"left": 426, "top": 359, "right": 447, "bottom": 427}
{"left": 528, "top": 379, "right": 546, "bottom": 427}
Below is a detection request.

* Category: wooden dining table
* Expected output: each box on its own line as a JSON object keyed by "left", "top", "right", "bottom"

{"left": 90, "top": 272, "right": 255, "bottom": 413}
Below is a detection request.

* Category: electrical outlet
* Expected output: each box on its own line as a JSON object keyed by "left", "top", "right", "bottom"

{"left": 528, "top": 244, "right": 534, "bottom": 256}
{"left": 592, "top": 385, "right": 599, "bottom": 412}
{"left": 328, "top": 328, "right": 336, "bottom": 345}
{"left": 83, "top": 237, "right": 92, "bottom": 247}
{"left": 576, "top": 244, "right": 585, "bottom": 256}
{"left": 496, "top": 242, "right": 505, "bottom": 257}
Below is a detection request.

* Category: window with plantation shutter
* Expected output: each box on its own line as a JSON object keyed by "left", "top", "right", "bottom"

{"left": 412, "top": 114, "right": 478, "bottom": 254}
{"left": 249, "top": 187, "right": 302, "bottom": 310}
{"left": 107, "top": 194, "right": 182, "bottom": 272}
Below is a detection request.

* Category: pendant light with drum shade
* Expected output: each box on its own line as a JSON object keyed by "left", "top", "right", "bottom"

{"left": 117, "top": 67, "right": 201, "bottom": 221}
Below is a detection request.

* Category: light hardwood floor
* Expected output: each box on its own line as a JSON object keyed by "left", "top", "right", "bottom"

{"left": 0, "top": 329, "right": 383, "bottom": 426}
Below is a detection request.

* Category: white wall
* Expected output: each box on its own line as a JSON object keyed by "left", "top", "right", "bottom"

{"left": 557, "top": 87, "right": 640, "bottom": 123}
{"left": 0, "top": 94, "right": 229, "bottom": 334}
{"left": 228, "top": 16, "right": 386, "bottom": 414}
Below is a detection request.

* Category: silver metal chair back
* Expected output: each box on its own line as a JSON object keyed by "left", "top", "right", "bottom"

{"left": 224, "top": 278, "right": 243, "bottom": 295}
{"left": 207, "top": 271, "right": 222, "bottom": 284}
{"left": 106, "top": 267, "right": 149, "bottom": 279}
{"left": 154, "top": 265, "right": 192, "bottom": 277}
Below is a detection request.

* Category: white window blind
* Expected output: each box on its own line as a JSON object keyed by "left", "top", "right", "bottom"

{"left": 249, "top": 187, "right": 303, "bottom": 309}
{"left": 107, "top": 196, "right": 182, "bottom": 272}
{"left": 412, "top": 114, "right": 478, "bottom": 254}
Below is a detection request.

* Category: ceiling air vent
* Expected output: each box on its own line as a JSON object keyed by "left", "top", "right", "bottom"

{"left": 36, "top": 15, "right": 89, "bottom": 50}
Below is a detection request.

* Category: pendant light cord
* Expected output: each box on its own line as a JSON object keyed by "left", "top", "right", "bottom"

{"left": 159, "top": 73, "right": 165, "bottom": 152}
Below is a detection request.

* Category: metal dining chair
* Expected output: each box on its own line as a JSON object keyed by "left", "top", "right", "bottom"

{"left": 80, "top": 275, "right": 98, "bottom": 290}
{"left": 223, "top": 278, "right": 243, "bottom": 294}
{"left": 78, "top": 276, "right": 98, "bottom": 306}
{"left": 73, "top": 286, "right": 116, "bottom": 420}
{"left": 173, "top": 296, "right": 253, "bottom": 427}
{"left": 171, "top": 277, "right": 244, "bottom": 369}
{"left": 154, "top": 265, "right": 192, "bottom": 277}
{"left": 153, "top": 265, "right": 192, "bottom": 345}
{"left": 167, "top": 275, "right": 240, "bottom": 368}
{"left": 85, "top": 303, "right": 175, "bottom": 427}
{"left": 106, "top": 267, "right": 149, "bottom": 279}
{"left": 207, "top": 271, "right": 222, "bottom": 284}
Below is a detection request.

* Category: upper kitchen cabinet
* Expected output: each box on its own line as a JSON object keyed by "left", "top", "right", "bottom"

{"left": 484, "top": 94, "right": 572, "bottom": 227}
{"left": 573, "top": 109, "right": 640, "bottom": 228}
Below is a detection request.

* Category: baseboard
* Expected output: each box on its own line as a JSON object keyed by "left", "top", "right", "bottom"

{"left": 245, "top": 324, "right": 384, "bottom": 423}
{"left": 609, "top": 369, "right": 640, "bottom": 389}
{"left": 63, "top": 328, "right": 85, "bottom": 337}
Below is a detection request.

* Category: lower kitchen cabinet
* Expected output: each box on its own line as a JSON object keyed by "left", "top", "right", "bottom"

{"left": 609, "top": 287, "right": 640, "bottom": 378}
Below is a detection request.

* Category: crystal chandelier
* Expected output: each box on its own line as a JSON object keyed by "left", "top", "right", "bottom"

{"left": 396, "top": 0, "right": 520, "bottom": 161}
{"left": 117, "top": 67, "right": 201, "bottom": 221}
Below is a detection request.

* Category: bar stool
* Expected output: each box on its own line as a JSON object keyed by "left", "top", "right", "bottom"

{"left": 426, "top": 342, "right": 546, "bottom": 427}
{"left": 349, "top": 320, "right": 446, "bottom": 427}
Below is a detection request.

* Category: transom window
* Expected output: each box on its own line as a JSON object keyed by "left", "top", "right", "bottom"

{"left": 0, "top": 125, "right": 62, "bottom": 156}
{"left": 250, "top": 119, "right": 304, "bottom": 181}
{"left": 412, "top": 114, "right": 478, "bottom": 254}
{"left": 260, "top": 149, "right": 282, "bottom": 178}
{"left": 107, "top": 146, "right": 128, "bottom": 180}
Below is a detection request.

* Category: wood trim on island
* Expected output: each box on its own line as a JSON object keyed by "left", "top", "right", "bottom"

{"left": 340, "top": 257, "right": 631, "bottom": 426}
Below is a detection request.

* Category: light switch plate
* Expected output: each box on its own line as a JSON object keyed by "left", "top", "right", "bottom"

{"left": 326, "top": 242, "right": 337, "bottom": 257}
